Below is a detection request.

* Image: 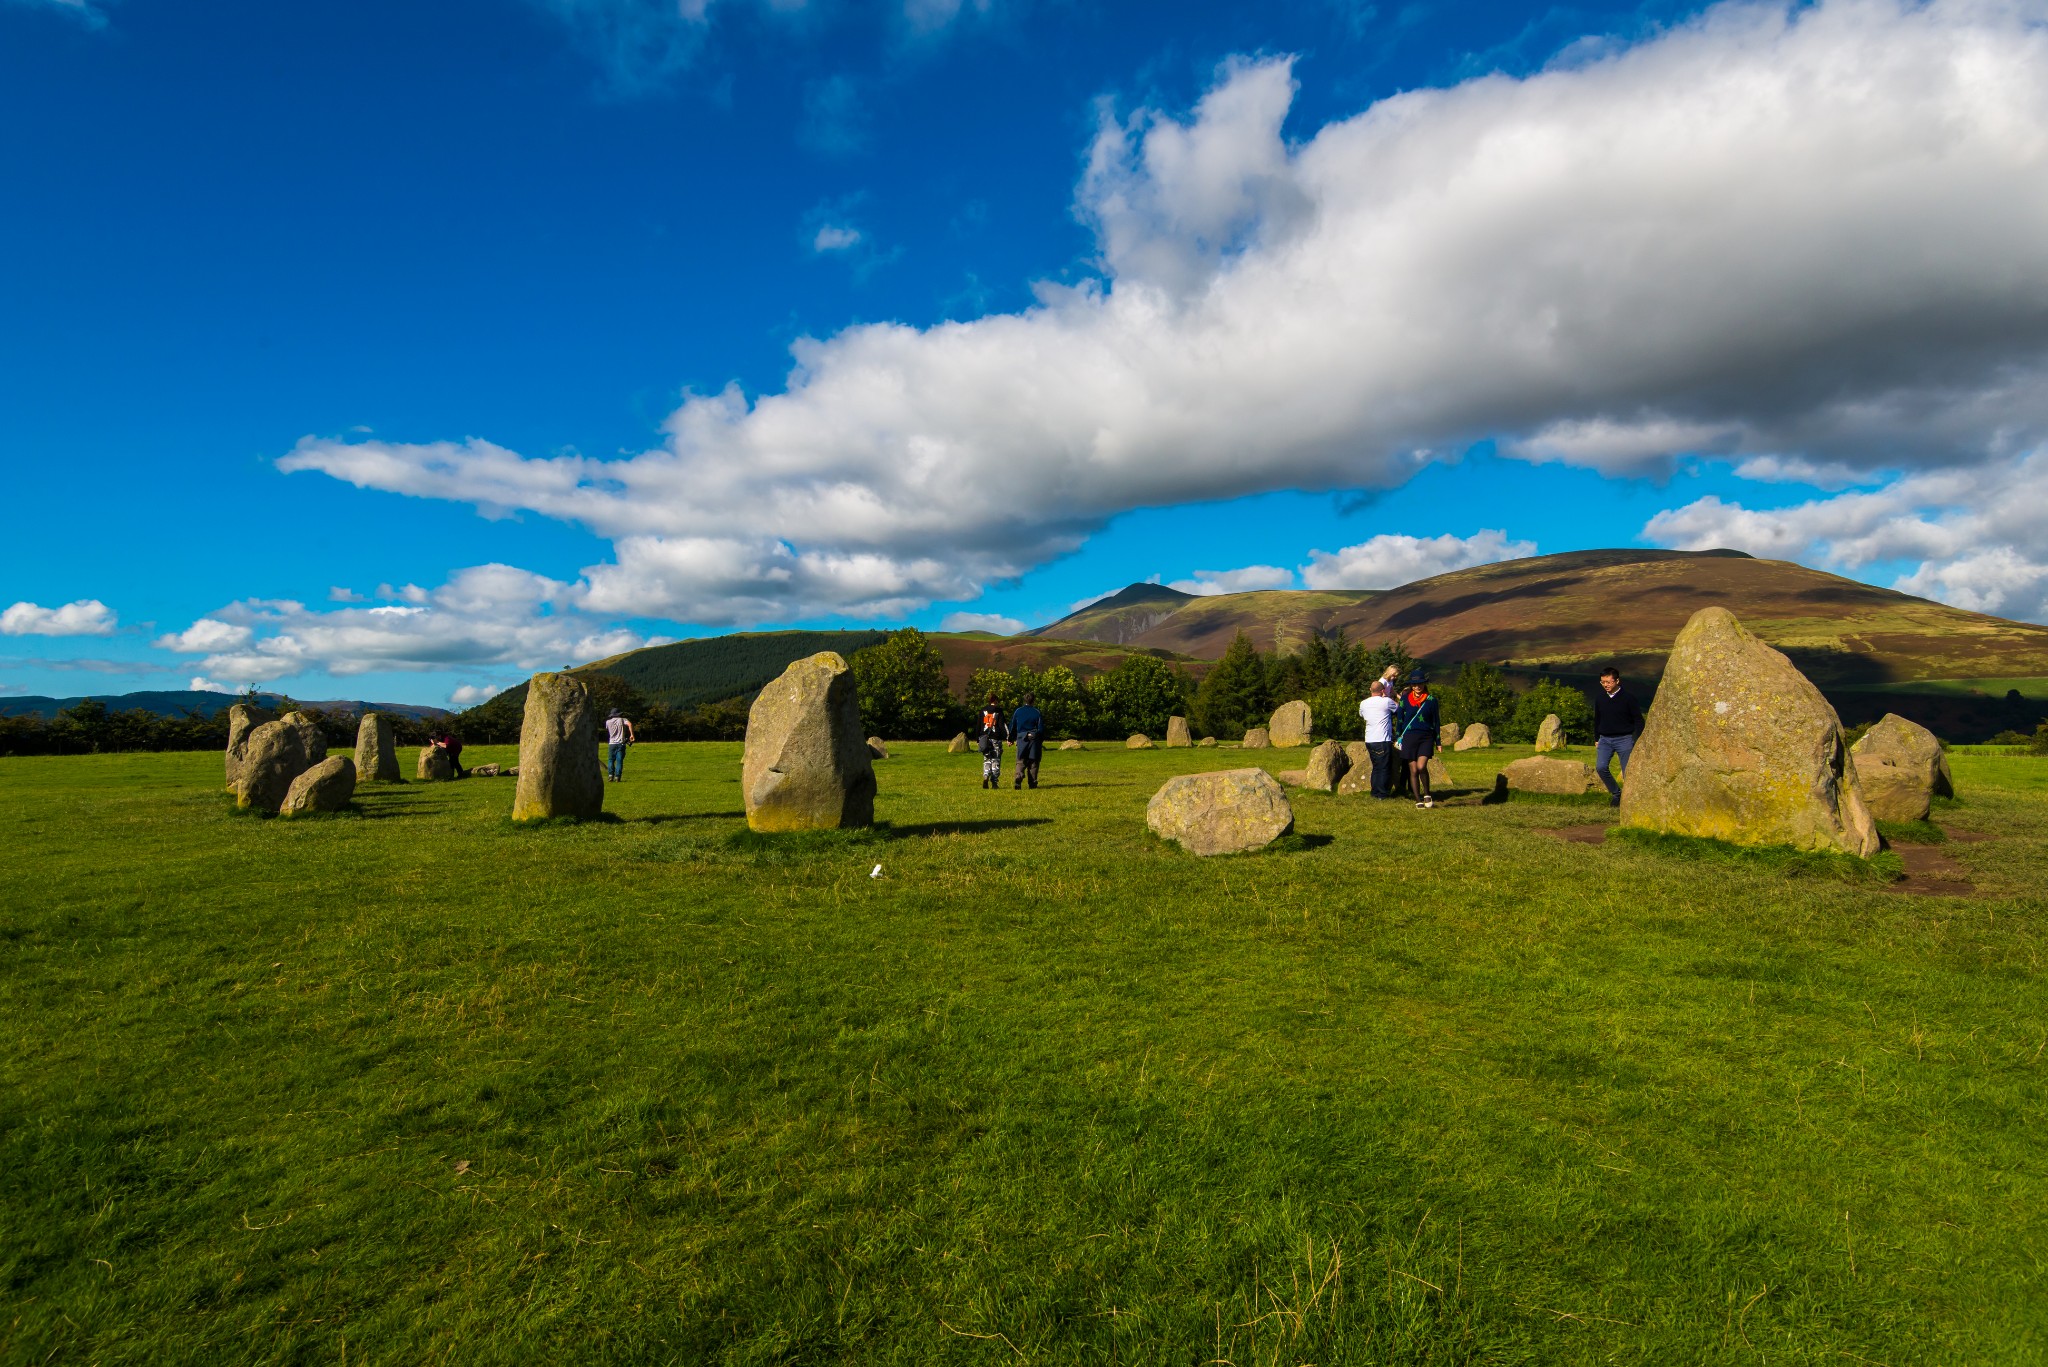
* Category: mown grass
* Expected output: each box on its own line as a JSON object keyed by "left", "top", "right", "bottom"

{"left": 1, "top": 742, "right": 2044, "bottom": 1365}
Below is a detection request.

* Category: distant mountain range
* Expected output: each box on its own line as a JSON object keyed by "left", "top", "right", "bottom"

{"left": 0, "top": 690, "right": 450, "bottom": 722}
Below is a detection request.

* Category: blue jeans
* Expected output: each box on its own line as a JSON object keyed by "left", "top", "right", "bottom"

{"left": 1596, "top": 734, "right": 1634, "bottom": 798}
{"left": 608, "top": 742, "right": 626, "bottom": 780}
{"left": 1366, "top": 741, "right": 1392, "bottom": 797}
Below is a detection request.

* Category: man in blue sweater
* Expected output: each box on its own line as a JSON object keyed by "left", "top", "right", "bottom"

{"left": 1009, "top": 692, "right": 1045, "bottom": 789}
{"left": 1591, "top": 666, "right": 1646, "bottom": 806}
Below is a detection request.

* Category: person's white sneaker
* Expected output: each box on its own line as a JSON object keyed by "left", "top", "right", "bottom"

{"left": 1414, "top": 799, "right": 1425, "bottom": 809}
{"left": 1423, "top": 796, "right": 1434, "bottom": 809}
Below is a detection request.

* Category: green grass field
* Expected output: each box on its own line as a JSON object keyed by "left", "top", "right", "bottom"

{"left": 3, "top": 742, "right": 2045, "bottom": 1364}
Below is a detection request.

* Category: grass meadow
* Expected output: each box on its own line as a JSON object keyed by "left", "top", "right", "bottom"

{"left": 2, "top": 740, "right": 2044, "bottom": 1365}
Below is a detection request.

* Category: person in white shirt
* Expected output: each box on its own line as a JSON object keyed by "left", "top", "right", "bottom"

{"left": 604, "top": 709, "right": 636, "bottom": 782}
{"left": 1358, "top": 680, "right": 1397, "bottom": 799}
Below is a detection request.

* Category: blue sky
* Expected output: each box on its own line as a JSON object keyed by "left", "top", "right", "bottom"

{"left": 5, "top": 0, "right": 2046, "bottom": 707}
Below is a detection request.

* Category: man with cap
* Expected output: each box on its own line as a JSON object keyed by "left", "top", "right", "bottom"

{"left": 604, "top": 708, "right": 635, "bottom": 782}
{"left": 1391, "top": 669, "right": 1442, "bottom": 809}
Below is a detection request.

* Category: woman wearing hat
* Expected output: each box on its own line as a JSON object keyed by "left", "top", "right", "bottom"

{"left": 604, "top": 708, "right": 635, "bottom": 782}
{"left": 1392, "top": 669, "right": 1441, "bottom": 809}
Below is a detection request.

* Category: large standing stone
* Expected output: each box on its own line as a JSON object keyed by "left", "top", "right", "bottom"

{"left": 1242, "top": 726, "right": 1271, "bottom": 749}
{"left": 354, "top": 712, "right": 402, "bottom": 783}
{"left": 1534, "top": 714, "right": 1565, "bottom": 752}
{"left": 512, "top": 672, "right": 606, "bottom": 822}
{"left": 1851, "top": 713, "right": 1945, "bottom": 822}
{"left": 1619, "top": 607, "right": 1878, "bottom": 856}
{"left": 741, "top": 652, "right": 875, "bottom": 832}
{"left": 1147, "top": 768, "right": 1294, "bottom": 856}
{"left": 1504, "top": 756, "right": 1594, "bottom": 795}
{"left": 1269, "top": 700, "right": 1312, "bottom": 748}
{"left": 1303, "top": 740, "right": 1349, "bottom": 793}
{"left": 1441, "top": 722, "right": 1462, "bottom": 747}
{"left": 1165, "top": 716, "right": 1192, "bottom": 748}
{"left": 1454, "top": 724, "right": 1492, "bottom": 751}
{"left": 281, "top": 756, "right": 356, "bottom": 816}
{"left": 1126, "top": 733, "right": 1155, "bottom": 750}
{"left": 236, "top": 715, "right": 323, "bottom": 812}
{"left": 418, "top": 746, "right": 452, "bottom": 781}
{"left": 948, "top": 732, "right": 970, "bottom": 754}
{"left": 225, "top": 702, "right": 278, "bottom": 791}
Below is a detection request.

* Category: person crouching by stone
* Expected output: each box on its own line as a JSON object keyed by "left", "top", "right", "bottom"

{"left": 1591, "top": 665, "right": 1644, "bottom": 807}
{"left": 604, "top": 707, "right": 636, "bottom": 782}
{"left": 435, "top": 729, "right": 469, "bottom": 779}
{"left": 1010, "top": 691, "right": 1044, "bottom": 789}
{"left": 1393, "top": 670, "right": 1441, "bottom": 809}
{"left": 977, "top": 693, "right": 1006, "bottom": 789}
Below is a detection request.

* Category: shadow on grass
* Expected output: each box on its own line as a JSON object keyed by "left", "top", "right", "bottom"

{"left": 624, "top": 810, "right": 746, "bottom": 825}
{"left": 502, "top": 813, "right": 625, "bottom": 830}
{"left": 725, "top": 819, "right": 1051, "bottom": 856}
{"left": 1608, "top": 825, "right": 1902, "bottom": 886}
{"left": 891, "top": 818, "right": 1052, "bottom": 838}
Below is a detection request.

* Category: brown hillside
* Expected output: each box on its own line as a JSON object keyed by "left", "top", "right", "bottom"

{"left": 1032, "top": 549, "right": 2048, "bottom": 687}
{"left": 930, "top": 634, "right": 1198, "bottom": 691}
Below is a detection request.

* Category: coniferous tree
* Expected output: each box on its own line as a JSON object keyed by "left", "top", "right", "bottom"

{"left": 1193, "top": 632, "right": 1271, "bottom": 739}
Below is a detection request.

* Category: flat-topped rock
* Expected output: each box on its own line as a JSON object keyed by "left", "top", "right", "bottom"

{"left": 1060, "top": 738, "right": 1085, "bottom": 750}
{"left": 1269, "top": 700, "right": 1312, "bottom": 748}
{"left": 513, "top": 672, "right": 605, "bottom": 822}
{"left": 280, "top": 755, "right": 356, "bottom": 816}
{"left": 1147, "top": 769, "right": 1294, "bottom": 856}
{"left": 742, "top": 652, "right": 875, "bottom": 832}
{"left": 1504, "top": 755, "right": 1594, "bottom": 795}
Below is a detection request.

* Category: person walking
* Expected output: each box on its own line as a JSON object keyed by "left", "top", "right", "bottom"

{"left": 977, "top": 692, "right": 1006, "bottom": 790}
{"left": 1010, "top": 692, "right": 1045, "bottom": 790}
{"left": 1591, "top": 666, "right": 1644, "bottom": 806}
{"left": 1393, "top": 670, "right": 1441, "bottom": 808}
{"left": 1359, "top": 679, "right": 1396, "bottom": 798}
{"left": 604, "top": 708, "right": 635, "bottom": 782}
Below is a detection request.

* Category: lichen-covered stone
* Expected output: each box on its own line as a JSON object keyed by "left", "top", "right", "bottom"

{"left": 1428, "top": 754, "right": 1452, "bottom": 787}
{"left": 1620, "top": 607, "right": 1878, "bottom": 856}
{"left": 1198, "top": 736, "right": 1218, "bottom": 748}
{"left": 1242, "top": 726, "right": 1271, "bottom": 749}
{"left": 1851, "top": 713, "right": 1944, "bottom": 822}
{"left": 1060, "top": 738, "right": 1085, "bottom": 750}
{"left": 512, "top": 672, "right": 605, "bottom": 822}
{"left": 742, "top": 652, "right": 875, "bottom": 832}
{"left": 1269, "top": 700, "right": 1312, "bottom": 748}
{"left": 1126, "top": 733, "right": 1155, "bottom": 749}
{"left": 236, "top": 714, "right": 323, "bottom": 812}
{"left": 354, "top": 712, "right": 402, "bottom": 783}
{"left": 1504, "top": 755, "right": 1594, "bottom": 795}
{"left": 1303, "top": 740, "right": 1348, "bottom": 793}
{"left": 280, "top": 755, "right": 356, "bottom": 816}
{"left": 1534, "top": 714, "right": 1565, "bottom": 752}
{"left": 1441, "top": 722, "right": 1461, "bottom": 747}
{"left": 1453, "top": 723, "right": 1492, "bottom": 751}
{"left": 948, "top": 732, "right": 969, "bottom": 754}
{"left": 225, "top": 702, "right": 277, "bottom": 791}
{"left": 867, "top": 736, "right": 890, "bottom": 759}
{"left": 417, "top": 746, "right": 452, "bottom": 781}
{"left": 1147, "top": 768, "right": 1294, "bottom": 856}
{"left": 1165, "top": 716, "right": 1192, "bottom": 748}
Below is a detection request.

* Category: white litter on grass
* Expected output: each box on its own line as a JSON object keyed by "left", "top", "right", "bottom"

{"left": 871, "top": 863, "right": 883, "bottom": 879}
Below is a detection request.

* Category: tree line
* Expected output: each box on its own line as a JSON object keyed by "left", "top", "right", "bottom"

{"left": 0, "top": 697, "right": 445, "bottom": 757}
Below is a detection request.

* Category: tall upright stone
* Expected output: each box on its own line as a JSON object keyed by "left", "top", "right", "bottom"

{"left": 1269, "top": 700, "right": 1312, "bottom": 748}
{"left": 354, "top": 712, "right": 402, "bottom": 783}
{"left": 1303, "top": 740, "right": 1349, "bottom": 793}
{"left": 1851, "top": 713, "right": 1946, "bottom": 822}
{"left": 1620, "top": 607, "right": 1878, "bottom": 856}
{"left": 1534, "top": 714, "right": 1565, "bottom": 752}
{"left": 236, "top": 713, "right": 323, "bottom": 813}
{"left": 742, "top": 652, "right": 875, "bottom": 832}
{"left": 225, "top": 702, "right": 278, "bottom": 791}
{"left": 512, "top": 673, "right": 605, "bottom": 822}
{"left": 1165, "top": 716, "right": 1192, "bottom": 748}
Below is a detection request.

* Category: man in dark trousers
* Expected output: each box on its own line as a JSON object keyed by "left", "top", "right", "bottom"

{"left": 1591, "top": 666, "right": 1645, "bottom": 806}
{"left": 1010, "top": 692, "right": 1045, "bottom": 789}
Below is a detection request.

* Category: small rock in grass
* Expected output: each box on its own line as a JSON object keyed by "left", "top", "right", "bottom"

{"left": 1126, "top": 733, "right": 1155, "bottom": 749}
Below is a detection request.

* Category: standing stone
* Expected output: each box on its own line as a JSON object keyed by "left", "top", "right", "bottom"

{"left": 236, "top": 715, "right": 321, "bottom": 813}
{"left": 741, "top": 652, "right": 875, "bottom": 832}
{"left": 1165, "top": 715, "right": 1192, "bottom": 748}
{"left": 1060, "top": 738, "right": 1085, "bottom": 750}
{"left": 225, "top": 702, "right": 278, "bottom": 791}
{"left": 1147, "top": 769, "right": 1294, "bottom": 856}
{"left": 1441, "top": 722, "right": 1462, "bottom": 747}
{"left": 867, "top": 737, "right": 890, "bottom": 759}
{"left": 280, "top": 755, "right": 356, "bottom": 816}
{"left": 512, "top": 672, "right": 606, "bottom": 822}
{"left": 1503, "top": 756, "right": 1594, "bottom": 795}
{"left": 1343, "top": 741, "right": 1371, "bottom": 771}
{"left": 1303, "top": 739, "right": 1349, "bottom": 793}
{"left": 1620, "top": 607, "right": 1878, "bottom": 856}
{"left": 417, "top": 745, "right": 452, "bottom": 781}
{"left": 1242, "top": 726, "right": 1271, "bottom": 749}
{"left": 1269, "top": 700, "right": 1312, "bottom": 748}
{"left": 1534, "top": 714, "right": 1565, "bottom": 752}
{"left": 354, "top": 712, "right": 402, "bottom": 783}
{"left": 1126, "top": 733, "right": 1155, "bottom": 750}
{"left": 1454, "top": 724, "right": 1492, "bottom": 751}
{"left": 1851, "top": 713, "right": 1945, "bottom": 822}
{"left": 948, "top": 732, "right": 970, "bottom": 754}
{"left": 1428, "top": 754, "right": 1452, "bottom": 788}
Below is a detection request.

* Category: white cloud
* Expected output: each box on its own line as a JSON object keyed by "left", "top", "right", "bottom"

{"left": 1644, "top": 447, "right": 2048, "bottom": 622}
{"left": 1, "top": 599, "right": 118, "bottom": 637}
{"left": 188, "top": 676, "right": 234, "bottom": 693}
{"left": 329, "top": 586, "right": 367, "bottom": 602}
{"left": 1301, "top": 530, "right": 1538, "bottom": 590}
{"left": 812, "top": 224, "right": 863, "bottom": 252}
{"left": 450, "top": 683, "right": 504, "bottom": 706}
{"left": 1167, "top": 565, "right": 1297, "bottom": 596}
{"left": 283, "top": 0, "right": 2048, "bottom": 624}
{"left": 940, "top": 611, "right": 1026, "bottom": 634}
{"left": 154, "top": 618, "right": 253, "bottom": 653}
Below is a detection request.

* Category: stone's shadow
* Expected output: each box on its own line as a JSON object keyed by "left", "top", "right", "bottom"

{"left": 624, "top": 810, "right": 746, "bottom": 825}
{"left": 1275, "top": 832, "right": 1335, "bottom": 852}
{"left": 891, "top": 818, "right": 1052, "bottom": 838}
{"left": 1481, "top": 776, "right": 1511, "bottom": 805}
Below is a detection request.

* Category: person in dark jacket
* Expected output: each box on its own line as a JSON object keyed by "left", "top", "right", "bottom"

{"left": 434, "top": 729, "right": 468, "bottom": 779}
{"left": 1591, "top": 666, "right": 1645, "bottom": 806}
{"left": 977, "top": 693, "right": 1006, "bottom": 789}
{"left": 1009, "top": 692, "right": 1045, "bottom": 789}
{"left": 1392, "top": 670, "right": 1442, "bottom": 808}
